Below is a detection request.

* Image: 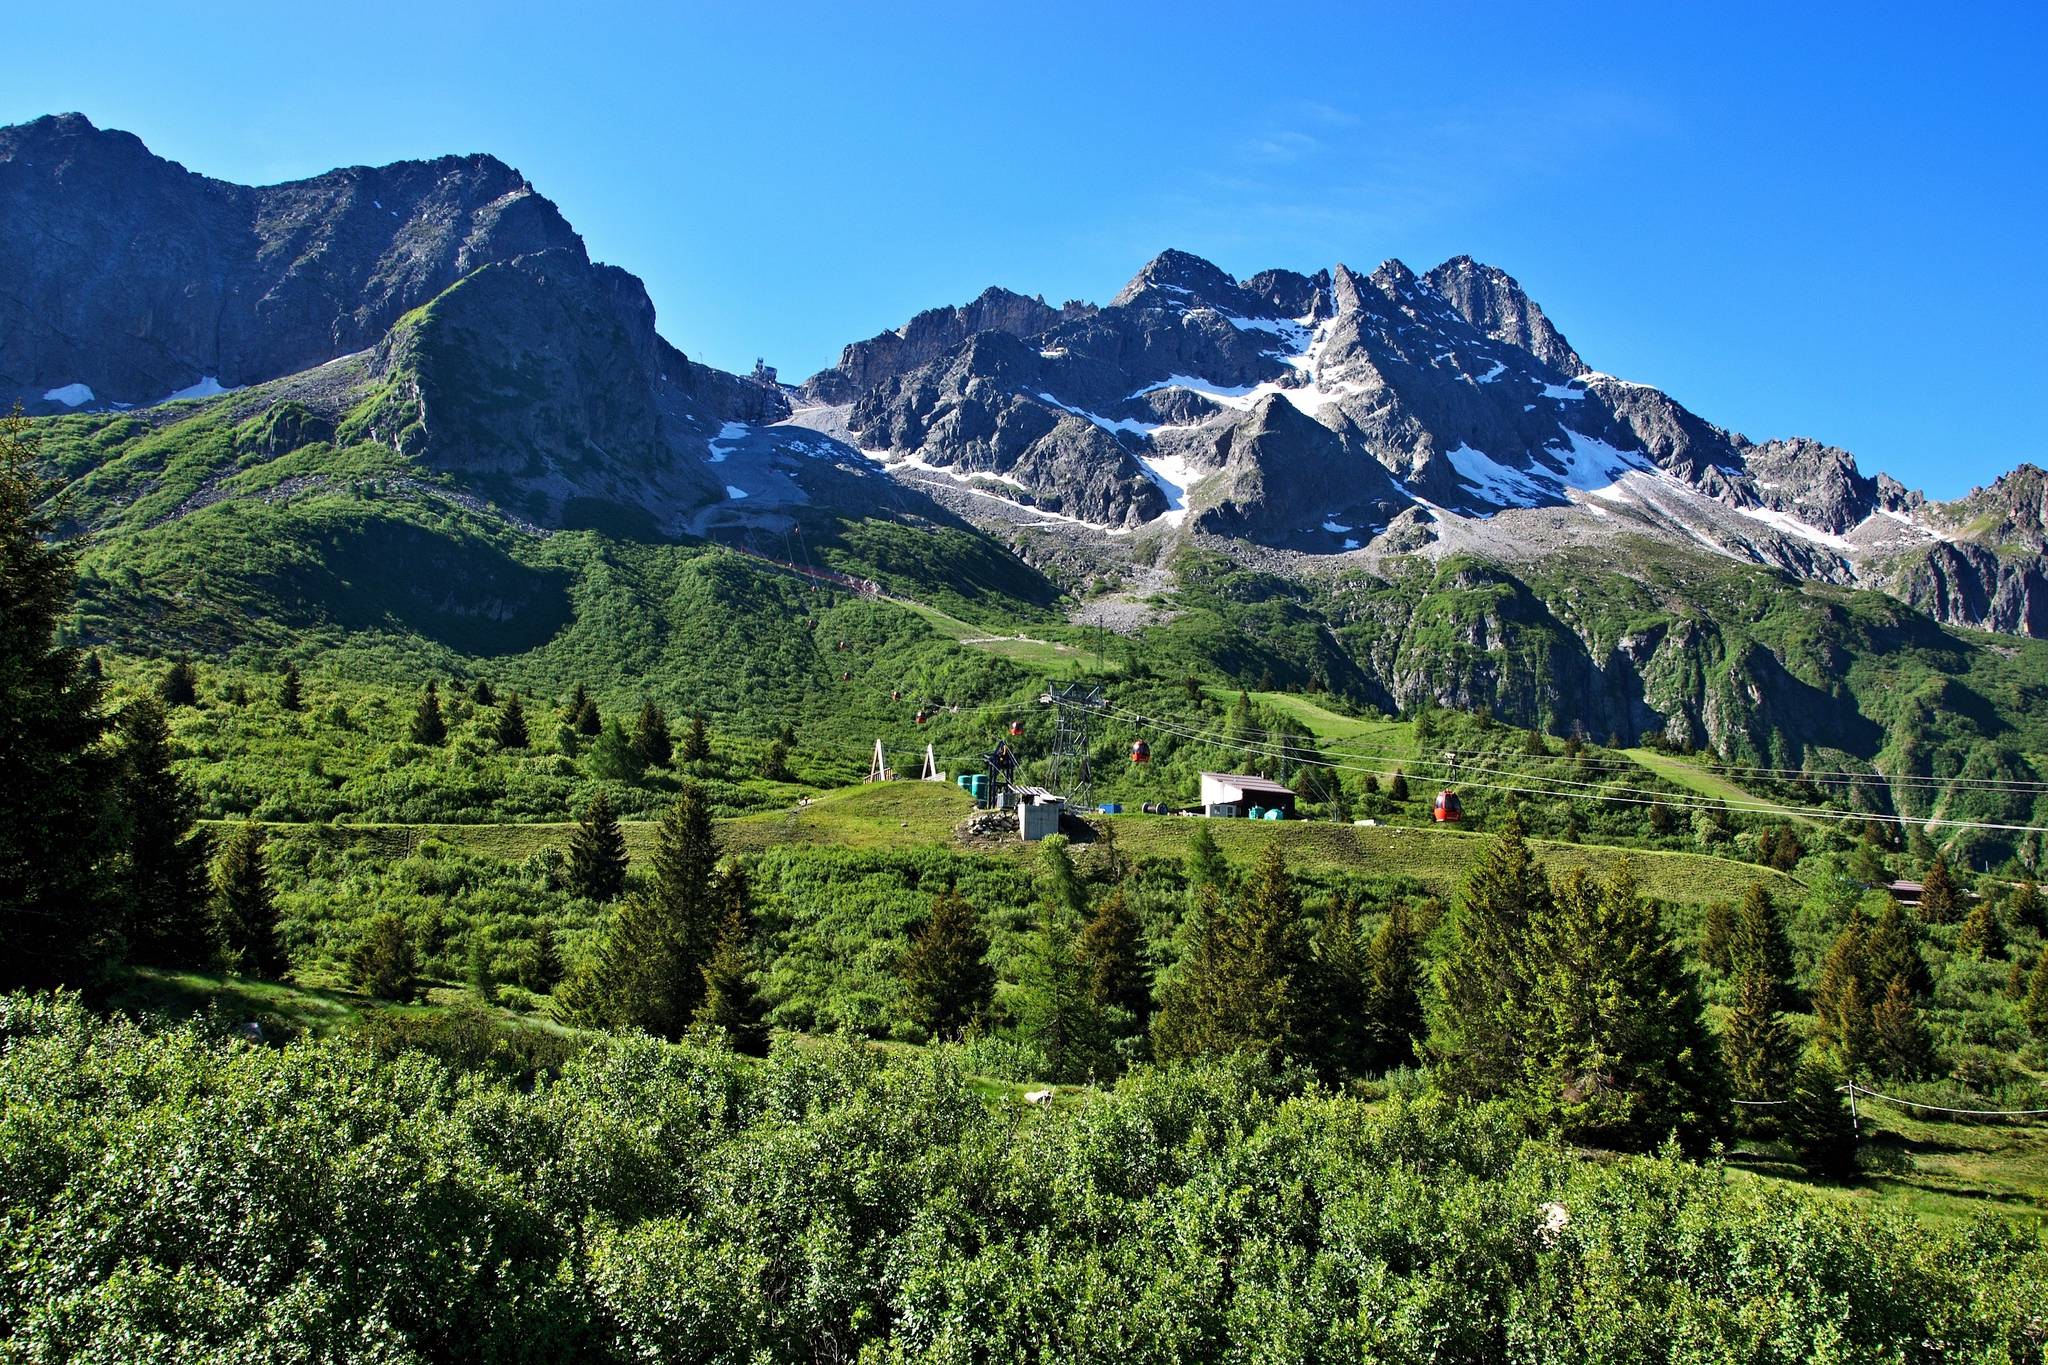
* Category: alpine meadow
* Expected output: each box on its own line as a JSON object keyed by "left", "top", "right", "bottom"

{"left": 4, "top": 9, "right": 2048, "bottom": 1360}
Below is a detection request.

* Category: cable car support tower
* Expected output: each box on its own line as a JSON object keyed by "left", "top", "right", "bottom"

{"left": 1043, "top": 681, "right": 1105, "bottom": 813}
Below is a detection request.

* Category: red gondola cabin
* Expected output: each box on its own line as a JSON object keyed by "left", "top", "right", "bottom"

{"left": 1130, "top": 739, "right": 1151, "bottom": 764}
{"left": 1434, "top": 789, "right": 1463, "bottom": 822}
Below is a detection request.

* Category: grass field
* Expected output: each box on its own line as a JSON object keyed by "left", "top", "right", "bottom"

{"left": 1622, "top": 746, "right": 1817, "bottom": 823}
{"left": 895, "top": 599, "right": 1106, "bottom": 673}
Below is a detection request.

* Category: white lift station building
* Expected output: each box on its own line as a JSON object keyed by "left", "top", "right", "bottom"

{"left": 1198, "top": 772, "right": 1298, "bottom": 819}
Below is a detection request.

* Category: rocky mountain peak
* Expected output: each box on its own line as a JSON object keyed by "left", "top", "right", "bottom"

{"left": 1422, "top": 255, "right": 1587, "bottom": 376}
{"left": 1109, "top": 248, "right": 1246, "bottom": 309}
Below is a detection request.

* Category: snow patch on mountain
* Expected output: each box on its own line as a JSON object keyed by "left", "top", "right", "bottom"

{"left": 706, "top": 421, "right": 749, "bottom": 462}
{"left": 42, "top": 382, "right": 93, "bottom": 406}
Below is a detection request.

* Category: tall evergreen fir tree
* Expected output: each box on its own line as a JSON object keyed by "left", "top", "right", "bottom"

{"left": 1956, "top": 899, "right": 2005, "bottom": 959}
{"left": 1728, "top": 882, "right": 1797, "bottom": 1011}
{"left": 277, "top": 662, "right": 303, "bottom": 712}
{"left": 1781, "top": 1062, "right": 1859, "bottom": 1177}
{"left": 1720, "top": 882, "right": 1800, "bottom": 1135}
{"left": 409, "top": 680, "right": 446, "bottom": 746}
{"left": 349, "top": 912, "right": 420, "bottom": 1001}
{"left": 681, "top": 712, "right": 710, "bottom": 763}
{"left": 1183, "top": 820, "right": 1228, "bottom": 894}
{"left": 1387, "top": 770, "right": 1409, "bottom": 803}
{"left": 561, "top": 683, "right": 589, "bottom": 724}
{"left": 1864, "top": 901, "right": 1931, "bottom": 997}
{"left": 1699, "top": 899, "right": 1735, "bottom": 974}
{"left": 1152, "top": 842, "right": 1309, "bottom": 1067}
{"left": 1015, "top": 838, "right": 1108, "bottom": 1081}
{"left": 157, "top": 659, "right": 199, "bottom": 708}
{"left": 567, "top": 792, "right": 628, "bottom": 903}
{"left": 494, "top": 693, "right": 529, "bottom": 750}
{"left": 2009, "top": 880, "right": 2042, "bottom": 933}
{"left": 470, "top": 677, "right": 495, "bottom": 706}
{"left": 695, "top": 909, "right": 769, "bottom": 1054}
{"left": 589, "top": 719, "right": 646, "bottom": 783}
{"left": 900, "top": 888, "right": 995, "bottom": 1039}
{"left": 2023, "top": 946, "right": 2048, "bottom": 1039}
{"left": 1077, "top": 883, "right": 1150, "bottom": 1025}
{"left": 211, "top": 822, "right": 283, "bottom": 978}
{"left": 1521, "top": 863, "right": 1729, "bottom": 1153}
{"left": 1918, "top": 850, "right": 1961, "bottom": 922}
{"left": 1362, "top": 900, "right": 1427, "bottom": 1072}
{"left": 575, "top": 697, "right": 603, "bottom": 736}
{"left": 1869, "top": 974, "right": 1936, "bottom": 1078}
{"left": 558, "top": 784, "right": 722, "bottom": 1037}
{"left": 0, "top": 405, "right": 115, "bottom": 990}
{"left": 759, "top": 738, "right": 793, "bottom": 782}
{"left": 1307, "top": 888, "right": 1370, "bottom": 1077}
{"left": 632, "top": 701, "right": 672, "bottom": 767}
{"left": 1812, "top": 915, "right": 1874, "bottom": 1074}
{"left": 1722, "top": 966, "right": 1800, "bottom": 1135}
{"left": 1424, "top": 816, "right": 1551, "bottom": 1096}
{"left": 113, "top": 697, "right": 214, "bottom": 966}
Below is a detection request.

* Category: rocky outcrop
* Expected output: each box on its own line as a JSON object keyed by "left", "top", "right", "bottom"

{"left": 800, "top": 286, "right": 1089, "bottom": 404}
{"left": 1422, "top": 255, "right": 1587, "bottom": 376}
{"left": 0, "top": 113, "right": 587, "bottom": 410}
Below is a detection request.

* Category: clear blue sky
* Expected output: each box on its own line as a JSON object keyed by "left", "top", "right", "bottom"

{"left": 8, "top": 2, "right": 2043, "bottom": 496}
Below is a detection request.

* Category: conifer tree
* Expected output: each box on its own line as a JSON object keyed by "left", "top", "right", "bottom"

{"left": 1812, "top": 915, "right": 1874, "bottom": 1074}
{"left": 590, "top": 718, "right": 647, "bottom": 783}
{"left": 759, "top": 737, "right": 793, "bottom": 782}
{"left": 1305, "top": 889, "right": 1370, "bottom": 1077}
{"left": 409, "top": 680, "right": 446, "bottom": 746}
{"left": 1522, "top": 863, "right": 1729, "bottom": 1153}
{"left": 157, "top": 659, "right": 199, "bottom": 708}
{"left": 1152, "top": 842, "right": 1309, "bottom": 1066}
{"left": 1956, "top": 899, "right": 2004, "bottom": 959}
{"left": 632, "top": 701, "right": 672, "bottom": 767}
{"left": 900, "top": 888, "right": 995, "bottom": 1039}
{"left": 494, "top": 692, "right": 529, "bottom": 750}
{"left": 277, "top": 662, "right": 303, "bottom": 712}
{"left": 681, "top": 712, "right": 711, "bottom": 763}
{"left": 1362, "top": 900, "right": 1427, "bottom": 1072}
{"left": 1728, "top": 882, "right": 1797, "bottom": 1010}
{"left": 575, "top": 696, "right": 603, "bottom": 737}
{"left": 514, "top": 928, "right": 562, "bottom": 993}
{"left": 695, "top": 909, "right": 769, "bottom": 1054}
{"left": 1722, "top": 967, "right": 1800, "bottom": 1135}
{"left": 1720, "top": 881, "right": 1800, "bottom": 1135}
{"left": 467, "top": 936, "right": 496, "bottom": 1004}
{"left": 1424, "top": 816, "right": 1551, "bottom": 1096}
{"left": 558, "top": 785, "right": 722, "bottom": 1037}
{"left": 2019, "top": 945, "right": 2048, "bottom": 1041}
{"left": 1782, "top": 1062, "right": 1858, "bottom": 1177}
{"left": 349, "top": 912, "right": 420, "bottom": 1001}
{"left": 211, "top": 822, "right": 283, "bottom": 978}
{"left": 1388, "top": 770, "right": 1410, "bottom": 803}
{"left": 1919, "top": 850, "right": 1961, "bottom": 922}
{"left": 1700, "top": 899, "right": 1735, "bottom": 974}
{"left": 2009, "top": 880, "right": 2042, "bottom": 933}
{"left": 1864, "top": 900, "right": 1931, "bottom": 997}
{"left": 567, "top": 792, "right": 628, "bottom": 903}
{"left": 562, "top": 684, "right": 589, "bottom": 724}
{"left": 1869, "top": 973, "right": 1936, "bottom": 1078}
{"left": 0, "top": 406, "right": 115, "bottom": 990}
{"left": 470, "top": 677, "right": 495, "bottom": 706}
{"left": 1183, "top": 820, "right": 1229, "bottom": 896}
{"left": 113, "top": 697, "right": 214, "bottom": 966}
{"left": 1015, "top": 838, "right": 1108, "bottom": 1079}
{"left": 1077, "top": 883, "right": 1150, "bottom": 1024}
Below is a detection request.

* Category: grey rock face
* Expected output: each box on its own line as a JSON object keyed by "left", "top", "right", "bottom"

{"left": 1421, "top": 255, "right": 1587, "bottom": 376}
{"left": 0, "top": 112, "right": 584, "bottom": 410}
{"left": 800, "top": 286, "right": 1090, "bottom": 404}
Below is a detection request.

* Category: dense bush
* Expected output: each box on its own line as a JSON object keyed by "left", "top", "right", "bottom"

{"left": 1, "top": 993, "right": 2043, "bottom": 1362}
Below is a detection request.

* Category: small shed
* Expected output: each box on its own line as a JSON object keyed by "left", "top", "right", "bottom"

{"left": 1199, "top": 771, "right": 1297, "bottom": 819}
